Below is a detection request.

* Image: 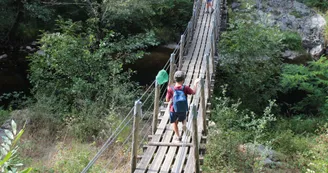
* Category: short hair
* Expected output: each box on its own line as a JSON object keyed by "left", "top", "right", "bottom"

{"left": 174, "top": 71, "right": 185, "bottom": 82}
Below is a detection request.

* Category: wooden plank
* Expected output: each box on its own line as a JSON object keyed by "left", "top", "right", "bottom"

{"left": 147, "top": 124, "right": 173, "bottom": 173}
{"left": 147, "top": 7, "right": 207, "bottom": 170}
{"left": 159, "top": 2, "right": 209, "bottom": 173}
{"left": 148, "top": 142, "right": 193, "bottom": 147}
{"left": 134, "top": 0, "right": 222, "bottom": 171}
{"left": 172, "top": 2, "right": 216, "bottom": 172}
{"left": 134, "top": 107, "right": 170, "bottom": 173}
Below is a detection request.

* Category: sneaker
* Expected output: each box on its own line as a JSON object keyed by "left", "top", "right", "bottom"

{"left": 205, "top": 10, "right": 209, "bottom": 13}
{"left": 174, "top": 136, "right": 182, "bottom": 142}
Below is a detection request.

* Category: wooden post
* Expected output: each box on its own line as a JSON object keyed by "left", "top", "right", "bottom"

{"left": 211, "top": 34, "right": 216, "bottom": 72}
{"left": 206, "top": 54, "right": 211, "bottom": 100}
{"left": 186, "top": 21, "right": 192, "bottom": 54}
{"left": 212, "top": 21, "right": 216, "bottom": 44}
{"left": 152, "top": 81, "right": 160, "bottom": 135}
{"left": 191, "top": 104, "right": 200, "bottom": 173}
{"left": 200, "top": 78, "right": 207, "bottom": 135}
{"left": 179, "top": 35, "right": 185, "bottom": 70}
{"left": 131, "top": 100, "right": 142, "bottom": 173}
{"left": 192, "top": 9, "right": 196, "bottom": 30}
{"left": 169, "top": 53, "right": 175, "bottom": 86}
{"left": 190, "top": 21, "right": 194, "bottom": 40}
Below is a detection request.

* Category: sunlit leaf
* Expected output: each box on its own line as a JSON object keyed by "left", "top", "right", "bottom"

{"left": 4, "top": 130, "right": 13, "bottom": 140}
{"left": 11, "top": 120, "right": 17, "bottom": 135}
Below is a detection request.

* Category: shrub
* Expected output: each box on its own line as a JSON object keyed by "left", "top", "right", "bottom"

{"left": 218, "top": 14, "right": 283, "bottom": 113}
{"left": 272, "top": 130, "right": 310, "bottom": 155}
{"left": 282, "top": 31, "right": 304, "bottom": 51}
{"left": 280, "top": 56, "right": 328, "bottom": 116}
{"left": 27, "top": 19, "right": 158, "bottom": 139}
{"left": 204, "top": 87, "right": 277, "bottom": 172}
{"left": 297, "top": 124, "right": 328, "bottom": 172}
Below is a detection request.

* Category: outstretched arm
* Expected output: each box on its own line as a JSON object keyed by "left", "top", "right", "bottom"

{"left": 192, "top": 78, "right": 200, "bottom": 94}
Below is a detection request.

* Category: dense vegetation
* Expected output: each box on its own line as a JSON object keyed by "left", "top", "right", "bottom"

{"left": 204, "top": 0, "right": 328, "bottom": 172}
{"left": 0, "top": 0, "right": 193, "bottom": 171}
{"left": 1, "top": 0, "right": 328, "bottom": 172}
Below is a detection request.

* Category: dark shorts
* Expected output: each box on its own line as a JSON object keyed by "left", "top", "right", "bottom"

{"left": 207, "top": 0, "right": 212, "bottom": 2}
{"left": 170, "top": 112, "right": 187, "bottom": 123}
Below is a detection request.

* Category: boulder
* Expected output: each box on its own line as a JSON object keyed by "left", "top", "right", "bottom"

{"left": 231, "top": 2, "right": 241, "bottom": 11}
{"left": 255, "top": 0, "right": 326, "bottom": 59}
{"left": 239, "top": 143, "right": 286, "bottom": 168}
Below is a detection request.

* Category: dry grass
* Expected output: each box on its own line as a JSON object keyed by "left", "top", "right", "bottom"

{"left": 10, "top": 109, "right": 133, "bottom": 173}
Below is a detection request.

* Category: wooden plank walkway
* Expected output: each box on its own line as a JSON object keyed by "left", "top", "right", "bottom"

{"left": 134, "top": 0, "right": 220, "bottom": 172}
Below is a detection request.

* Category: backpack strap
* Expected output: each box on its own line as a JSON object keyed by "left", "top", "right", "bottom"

{"left": 170, "top": 86, "right": 175, "bottom": 92}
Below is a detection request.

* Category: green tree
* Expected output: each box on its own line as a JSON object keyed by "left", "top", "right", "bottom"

{"left": 280, "top": 56, "right": 328, "bottom": 116}
{"left": 218, "top": 17, "right": 283, "bottom": 113}
{"left": 28, "top": 19, "right": 159, "bottom": 139}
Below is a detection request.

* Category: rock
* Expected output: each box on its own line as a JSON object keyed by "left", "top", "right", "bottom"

{"left": 1, "top": 120, "right": 12, "bottom": 130}
{"left": 282, "top": 50, "right": 302, "bottom": 60}
{"left": 31, "top": 41, "right": 37, "bottom": 46}
{"left": 0, "top": 54, "right": 8, "bottom": 60}
{"left": 310, "top": 44, "right": 324, "bottom": 58}
{"left": 254, "top": 0, "right": 327, "bottom": 59}
{"left": 238, "top": 143, "right": 286, "bottom": 168}
{"left": 231, "top": 2, "right": 241, "bottom": 11}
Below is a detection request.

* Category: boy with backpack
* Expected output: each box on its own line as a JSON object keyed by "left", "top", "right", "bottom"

{"left": 166, "top": 71, "right": 200, "bottom": 141}
{"left": 206, "top": 0, "right": 214, "bottom": 13}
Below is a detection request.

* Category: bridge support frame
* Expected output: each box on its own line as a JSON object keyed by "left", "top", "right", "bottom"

{"left": 200, "top": 78, "right": 207, "bottom": 135}
{"left": 131, "top": 100, "right": 142, "bottom": 173}
{"left": 169, "top": 53, "right": 176, "bottom": 86}
{"left": 191, "top": 104, "right": 200, "bottom": 173}
{"left": 152, "top": 81, "right": 160, "bottom": 135}
{"left": 179, "top": 35, "right": 185, "bottom": 70}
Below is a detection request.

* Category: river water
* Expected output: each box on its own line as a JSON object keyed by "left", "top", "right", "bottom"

{"left": 127, "top": 46, "right": 173, "bottom": 86}
{"left": 0, "top": 45, "right": 174, "bottom": 106}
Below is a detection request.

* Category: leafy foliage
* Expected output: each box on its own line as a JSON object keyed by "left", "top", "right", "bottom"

{"left": 0, "top": 120, "right": 32, "bottom": 173}
{"left": 204, "top": 87, "right": 277, "bottom": 172}
{"left": 29, "top": 19, "right": 157, "bottom": 108}
{"left": 218, "top": 15, "right": 283, "bottom": 113}
{"left": 28, "top": 19, "right": 158, "bottom": 139}
{"left": 282, "top": 31, "right": 304, "bottom": 51}
{"left": 298, "top": 0, "right": 328, "bottom": 11}
{"left": 280, "top": 56, "right": 328, "bottom": 115}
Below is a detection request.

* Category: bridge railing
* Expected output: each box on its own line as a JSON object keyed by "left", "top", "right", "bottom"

{"left": 81, "top": 0, "right": 226, "bottom": 172}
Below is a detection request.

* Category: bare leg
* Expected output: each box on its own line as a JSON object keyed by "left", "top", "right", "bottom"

{"left": 172, "top": 121, "right": 180, "bottom": 138}
{"left": 206, "top": 2, "right": 210, "bottom": 12}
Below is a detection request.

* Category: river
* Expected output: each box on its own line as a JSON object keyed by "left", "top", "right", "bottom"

{"left": 0, "top": 45, "right": 174, "bottom": 106}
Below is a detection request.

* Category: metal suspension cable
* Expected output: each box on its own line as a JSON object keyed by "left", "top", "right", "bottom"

{"left": 139, "top": 120, "right": 153, "bottom": 147}
{"left": 81, "top": 112, "right": 134, "bottom": 173}
{"left": 140, "top": 87, "right": 155, "bottom": 107}
{"left": 106, "top": 82, "right": 167, "bottom": 172}
{"left": 102, "top": 83, "right": 163, "bottom": 172}
{"left": 112, "top": 144, "right": 132, "bottom": 173}
{"left": 138, "top": 80, "right": 156, "bottom": 101}
{"left": 101, "top": 130, "right": 133, "bottom": 172}
{"left": 139, "top": 87, "right": 167, "bottom": 145}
